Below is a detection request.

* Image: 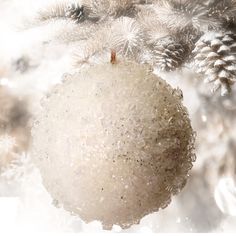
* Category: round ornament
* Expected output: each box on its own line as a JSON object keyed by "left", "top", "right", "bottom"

{"left": 31, "top": 59, "right": 195, "bottom": 229}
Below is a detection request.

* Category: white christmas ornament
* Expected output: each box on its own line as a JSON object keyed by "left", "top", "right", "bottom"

{"left": 31, "top": 59, "right": 195, "bottom": 229}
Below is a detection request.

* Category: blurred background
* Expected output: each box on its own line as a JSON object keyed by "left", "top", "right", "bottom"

{"left": 0, "top": 0, "right": 236, "bottom": 233}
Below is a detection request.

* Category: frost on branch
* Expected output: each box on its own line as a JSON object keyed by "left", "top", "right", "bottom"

{"left": 207, "top": 0, "right": 236, "bottom": 26}
{"left": 151, "top": 0, "right": 207, "bottom": 33}
{"left": 74, "top": 17, "right": 143, "bottom": 67}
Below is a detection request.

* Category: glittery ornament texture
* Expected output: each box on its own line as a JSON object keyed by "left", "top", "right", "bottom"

{"left": 31, "top": 61, "right": 195, "bottom": 229}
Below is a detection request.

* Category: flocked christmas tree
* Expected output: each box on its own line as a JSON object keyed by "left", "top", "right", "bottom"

{"left": 25, "top": 0, "right": 236, "bottom": 95}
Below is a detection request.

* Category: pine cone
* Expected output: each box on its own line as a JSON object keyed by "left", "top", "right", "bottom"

{"left": 65, "top": 3, "right": 85, "bottom": 23}
{"left": 152, "top": 36, "right": 189, "bottom": 72}
{"left": 193, "top": 31, "right": 236, "bottom": 96}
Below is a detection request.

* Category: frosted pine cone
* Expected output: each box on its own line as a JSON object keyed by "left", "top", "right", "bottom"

{"left": 152, "top": 36, "right": 189, "bottom": 72}
{"left": 65, "top": 3, "right": 85, "bottom": 23}
{"left": 193, "top": 31, "right": 236, "bottom": 96}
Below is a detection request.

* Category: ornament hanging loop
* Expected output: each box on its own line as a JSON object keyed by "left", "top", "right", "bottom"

{"left": 110, "top": 50, "right": 117, "bottom": 64}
